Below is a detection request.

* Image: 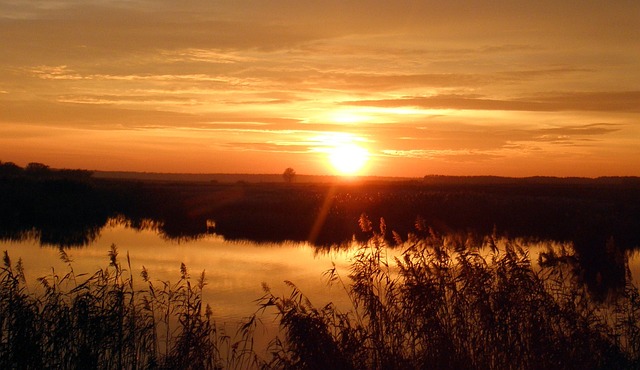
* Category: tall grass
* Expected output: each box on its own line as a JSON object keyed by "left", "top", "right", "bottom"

{"left": 2, "top": 217, "right": 640, "bottom": 369}
{"left": 258, "top": 215, "right": 640, "bottom": 369}
{"left": 0, "top": 245, "right": 258, "bottom": 370}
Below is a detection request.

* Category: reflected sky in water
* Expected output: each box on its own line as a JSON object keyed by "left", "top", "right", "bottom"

{"left": 0, "top": 222, "right": 356, "bottom": 324}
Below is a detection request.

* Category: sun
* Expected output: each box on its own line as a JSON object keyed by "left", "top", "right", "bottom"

{"left": 311, "top": 132, "right": 371, "bottom": 176}
{"left": 328, "top": 143, "right": 370, "bottom": 176}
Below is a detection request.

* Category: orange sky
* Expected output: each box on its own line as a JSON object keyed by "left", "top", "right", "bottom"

{"left": 1, "top": 1, "right": 639, "bottom": 177}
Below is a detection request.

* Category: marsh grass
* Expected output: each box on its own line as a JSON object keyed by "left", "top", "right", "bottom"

{"left": 2, "top": 217, "right": 640, "bottom": 369}
{"left": 258, "top": 215, "right": 640, "bottom": 370}
{"left": 0, "top": 245, "right": 258, "bottom": 370}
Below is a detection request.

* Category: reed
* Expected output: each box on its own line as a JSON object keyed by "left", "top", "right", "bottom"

{"left": 2, "top": 217, "right": 640, "bottom": 369}
{"left": 258, "top": 215, "right": 640, "bottom": 369}
{"left": 0, "top": 246, "right": 258, "bottom": 370}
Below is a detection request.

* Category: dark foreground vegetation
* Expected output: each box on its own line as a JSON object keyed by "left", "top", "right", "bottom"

{"left": 259, "top": 218, "right": 640, "bottom": 370}
{"left": 0, "top": 246, "right": 259, "bottom": 370}
{"left": 2, "top": 218, "right": 640, "bottom": 369}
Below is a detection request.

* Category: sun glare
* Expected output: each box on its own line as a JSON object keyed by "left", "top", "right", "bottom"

{"left": 328, "top": 143, "right": 370, "bottom": 176}
{"left": 311, "top": 132, "right": 371, "bottom": 176}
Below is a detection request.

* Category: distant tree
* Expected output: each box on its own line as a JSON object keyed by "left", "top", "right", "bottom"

{"left": 0, "top": 161, "right": 23, "bottom": 177}
{"left": 282, "top": 167, "right": 296, "bottom": 183}
{"left": 25, "top": 162, "right": 50, "bottom": 177}
{"left": 26, "top": 162, "right": 49, "bottom": 172}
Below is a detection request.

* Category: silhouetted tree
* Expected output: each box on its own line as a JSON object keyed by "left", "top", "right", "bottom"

{"left": 25, "top": 162, "right": 50, "bottom": 177}
{"left": 282, "top": 167, "right": 296, "bottom": 183}
{"left": 0, "top": 161, "right": 23, "bottom": 177}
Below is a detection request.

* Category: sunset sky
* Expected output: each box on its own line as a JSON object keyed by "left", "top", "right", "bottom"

{"left": 1, "top": 1, "right": 639, "bottom": 177}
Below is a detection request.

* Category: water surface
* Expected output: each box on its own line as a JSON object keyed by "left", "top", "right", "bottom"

{"left": 1, "top": 221, "right": 356, "bottom": 324}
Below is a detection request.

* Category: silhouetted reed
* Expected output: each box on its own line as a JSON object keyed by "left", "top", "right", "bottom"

{"left": 0, "top": 246, "right": 258, "bottom": 369}
{"left": 258, "top": 215, "right": 640, "bottom": 369}
{"left": 2, "top": 218, "right": 640, "bottom": 369}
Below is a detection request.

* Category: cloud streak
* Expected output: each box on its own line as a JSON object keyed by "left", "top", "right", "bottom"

{"left": 344, "top": 92, "right": 640, "bottom": 113}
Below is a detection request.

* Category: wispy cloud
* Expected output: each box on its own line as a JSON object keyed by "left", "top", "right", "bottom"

{"left": 29, "top": 65, "right": 229, "bottom": 83}
{"left": 381, "top": 149, "right": 503, "bottom": 162}
{"left": 344, "top": 92, "right": 640, "bottom": 113}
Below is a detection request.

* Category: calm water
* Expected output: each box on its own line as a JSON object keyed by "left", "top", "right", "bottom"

{"left": 0, "top": 221, "right": 358, "bottom": 325}
{"left": 3, "top": 220, "right": 640, "bottom": 325}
